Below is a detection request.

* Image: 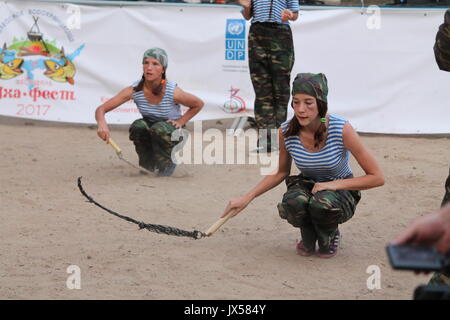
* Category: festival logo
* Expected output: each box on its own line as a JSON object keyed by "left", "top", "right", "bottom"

{"left": 0, "top": 14, "right": 84, "bottom": 89}
{"left": 221, "top": 86, "right": 246, "bottom": 113}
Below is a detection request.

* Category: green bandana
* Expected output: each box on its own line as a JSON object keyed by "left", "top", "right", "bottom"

{"left": 292, "top": 73, "right": 328, "bottom": 104}
{"left": 142, "top": 48, "right": 168, "bottom": 69}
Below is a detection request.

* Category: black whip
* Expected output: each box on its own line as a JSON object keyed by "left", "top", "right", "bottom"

{"left": 77, "top": 177, "right": 204, "bottom": 239}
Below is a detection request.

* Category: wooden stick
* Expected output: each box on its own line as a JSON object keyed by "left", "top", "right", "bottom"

{"left": 108, "top": 138, "right": 122, "bottom": 154}
{"left": 107, "top": 137, "right": 155, "bottom": 176}
{"left": 204, "top": 210, "right": 235, "bottom": 237}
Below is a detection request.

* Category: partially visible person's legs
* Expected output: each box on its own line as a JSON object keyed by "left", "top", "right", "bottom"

{"left": 248, "top": 23, "right": 277, "bottom": 152}
{"left": 433, "top": 9, "right": 450, "bottom": 72}
{"left": 441, "top": 168, "right": 450, "bottom": 207}
{"left": 429, "top": 167, "right": 450, "bottom": 285}
{"left": 148, "top": 121, "right": 181, "bottom": 176}
{"left": 428, "top": 9, "right": 449, "bottom": 284}
{"left": 309, "top": 189, "right": 361, "bottom": 258}
{"left": 129, "top": 119, "right": 156, "bottom": 172}
{"left": 270, "top": 25, "right": 295, "bottom": 128}
{"left": 277, "top": 175, "right": 317, "bottom": 255}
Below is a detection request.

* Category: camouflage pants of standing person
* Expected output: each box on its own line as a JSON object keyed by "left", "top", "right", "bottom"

{"left": 429, "top": 167, "right": 450, "bottom": 285}
{"left": 277, "top": 174, "right": 361, "bottom": 252}
{"left": 129, "top": 118, "right": 181, "bottom": 175}
{"left": 433, "top": 9, "right": 450, "bottom": 72}
{"left": 428, "top": 10, "right": 450, "bottom": 285}
{"left": 248, "top": 22, "right": 295, "bottom": 150}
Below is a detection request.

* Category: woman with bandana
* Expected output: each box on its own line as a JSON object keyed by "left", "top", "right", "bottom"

{"left": 95, "top": 48, "right": 204, "bottom": 176}
{"left": 222, "top": 73, "right": 384, "bottom": 258}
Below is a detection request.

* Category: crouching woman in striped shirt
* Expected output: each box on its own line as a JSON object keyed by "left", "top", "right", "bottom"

{"left": 95, "top": 48, "right": 204, "bottom": 176}
{"left": 222, "top": 73, "right": 384, "bottom": 258}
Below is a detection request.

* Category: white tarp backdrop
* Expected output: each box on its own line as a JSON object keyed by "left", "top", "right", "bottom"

{"left": 0, "top": 1, "right": 448, "bottom": 133}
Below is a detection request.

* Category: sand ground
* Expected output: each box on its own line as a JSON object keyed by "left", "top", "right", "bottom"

{"left": 0, "top": 116, "right": 449, "bottom": 300}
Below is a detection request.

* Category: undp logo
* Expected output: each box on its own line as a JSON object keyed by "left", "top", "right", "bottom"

{"left": 225, "top": 19, "right": 246, "bottom": 61}
{"left": 227, "top": 21, "right": 244, "bottom": 37}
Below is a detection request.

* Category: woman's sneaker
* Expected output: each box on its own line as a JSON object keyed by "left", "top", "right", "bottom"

{"left": 296, "top": 241, "right": 315, "bottom": 257}
{"left": 317, "top": 230, "right": 341, "bottom": 259}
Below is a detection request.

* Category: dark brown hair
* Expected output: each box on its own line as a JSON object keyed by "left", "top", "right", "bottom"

{"left": 133, "top": 72, "right": 166, "bottom": 95}
{"left": 283, "top": 99, "right": 328, "bottom": 149}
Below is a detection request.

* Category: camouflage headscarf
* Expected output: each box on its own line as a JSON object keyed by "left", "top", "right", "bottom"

{"left": 142, "top": 47, "right": 168, "bottom": 69}
{"left": 292, "top": 73, "right": 328, "bottom": 104}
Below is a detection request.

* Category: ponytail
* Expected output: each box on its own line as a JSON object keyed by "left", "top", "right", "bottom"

{"left": 283, "top": 103, "right": 301, "bottom": 138}
{"left": 133, "top": 75, "right": 145, "bottom": 92}
{"left": 313, "top": 122, "right": 327, "bottom": 148}
{"left": 314, "top": 100, "right": 328, "bottom": 148}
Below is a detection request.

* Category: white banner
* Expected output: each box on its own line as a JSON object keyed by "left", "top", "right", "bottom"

{"left": 0, "top": 1, "right": 448, "bottom": 133}
{"left": 294, "top": 6, "right": 450, "bottom": 134}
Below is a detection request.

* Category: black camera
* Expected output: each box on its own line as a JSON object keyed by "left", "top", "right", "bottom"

{"left": 386, "top": 244, "right": 450, "bottom": 300}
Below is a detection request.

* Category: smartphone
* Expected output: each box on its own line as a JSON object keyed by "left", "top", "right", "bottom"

{"left": 386, "top": 244, "right": 445, "bottom": 272}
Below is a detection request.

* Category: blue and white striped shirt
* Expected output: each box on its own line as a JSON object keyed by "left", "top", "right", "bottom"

{"left": 132, "top": 80, "right": 181, "bottom": 121}
{"left": 281, "top": 114, "right": 353, "bottom": 182}
{"left": 251, "top": 0, "right": 300, "bottom": 24}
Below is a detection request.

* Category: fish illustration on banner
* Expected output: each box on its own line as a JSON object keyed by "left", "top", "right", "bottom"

{"left": 1, "top": 15, "right": 83, "bottom": 88}
{"left": 0, "top": 43, "right": 24, "bottom": 79}
{"left": 43, "top": 47, "right": 76, "bottom": 85}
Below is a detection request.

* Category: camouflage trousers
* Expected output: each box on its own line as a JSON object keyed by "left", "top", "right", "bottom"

{"left": 248, "top": 22, "right": 295, "bottom": 149}
{"left": 129, "top": 118, "right": 181, "bottom": 173}
{"left": 277, "top": 174, "right": 361, "bottom": 251}
{"left": 429, "top": 167, "right": 450, "bottom": 285}
{"left": 433, "top": 9, "right": 450, "bottom": 72}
